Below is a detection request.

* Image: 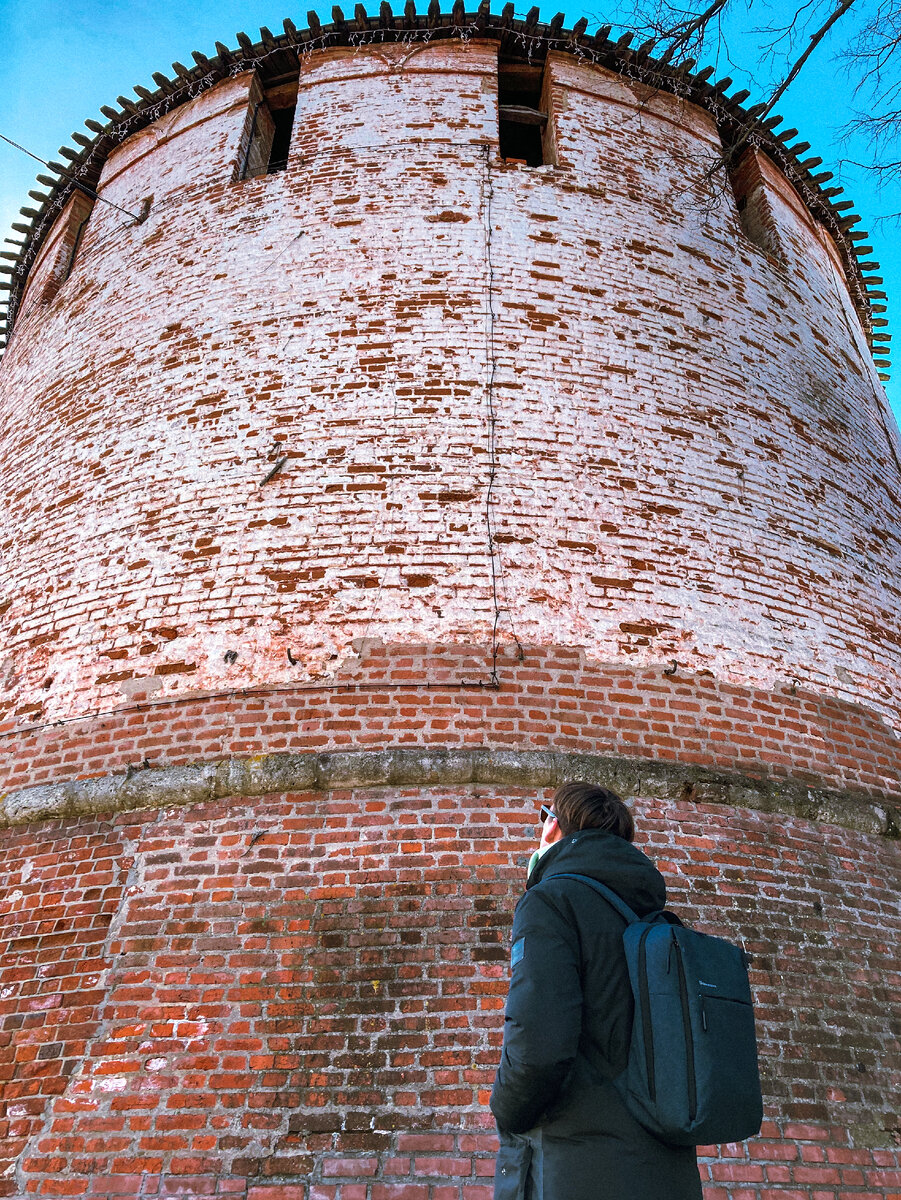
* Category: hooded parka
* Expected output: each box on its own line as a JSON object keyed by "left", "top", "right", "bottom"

{"left": 490, "top": 830, "right": 703, "bottom": 1200}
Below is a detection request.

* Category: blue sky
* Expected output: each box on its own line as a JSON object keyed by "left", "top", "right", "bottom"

{"left": 2, "top": 0, "right": 898, "bottom": 421}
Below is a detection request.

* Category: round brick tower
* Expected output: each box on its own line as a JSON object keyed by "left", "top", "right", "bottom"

{"left": 1, "top": 10, "right": 899, "bottom": 1200}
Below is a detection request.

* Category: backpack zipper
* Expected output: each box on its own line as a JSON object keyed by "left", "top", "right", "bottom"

{"left": 672, "top": 935, "right": 698, "bottom": 1122}
{"left": 638, "top": 926, "right": 656, "bottom": 1101}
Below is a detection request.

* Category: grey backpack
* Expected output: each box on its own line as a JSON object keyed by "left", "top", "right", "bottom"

{"left": 550, "top": 873, "right": 763, "bottom": 1146}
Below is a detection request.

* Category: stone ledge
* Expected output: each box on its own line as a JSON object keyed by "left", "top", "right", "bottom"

{"left": 1, "top": 747, "right": 898, "bottom": 836}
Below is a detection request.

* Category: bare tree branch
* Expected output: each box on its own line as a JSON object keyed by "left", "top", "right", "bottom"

{"left": 724, "top": 0, "right": 858, "bottom": 162}
{"left": 621, "top": 0, "right": 735, "bottom": 61}
{"left": 754, "top": 0, "right": 820, "bottom": 60}
{"left": 761, "top": 0, "right": 857, "bottom": 122}
{"left": 661, "top": 0, "right": 732, "bottom": 55}
{"left": 623, "top": 0, "right": 901, "bottom": 187}
{"left": 839, "top": 0, "right": 901, "bottom": 172}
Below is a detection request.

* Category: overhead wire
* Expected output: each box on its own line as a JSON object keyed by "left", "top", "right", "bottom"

{"left": 0, "top": 132, "right": 144, "bottom": 223}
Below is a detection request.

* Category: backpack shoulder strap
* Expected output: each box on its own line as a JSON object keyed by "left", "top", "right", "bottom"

{"left": 539, "top": 872, "right": 641, "bottom": 925}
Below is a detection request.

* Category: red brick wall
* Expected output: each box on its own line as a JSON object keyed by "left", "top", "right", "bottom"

{"left": 2, "top": 33, "right": 900, "bottom": 1200}
{"left": 2, "top": 789, "right": 899, "bottom": 1198}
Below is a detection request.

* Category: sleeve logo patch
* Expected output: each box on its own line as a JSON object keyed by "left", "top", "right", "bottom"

{"left": 511, "top": 937, "right": 525, "bottom": 967}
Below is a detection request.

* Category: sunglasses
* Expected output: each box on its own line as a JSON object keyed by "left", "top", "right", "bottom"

{"left": 539, "top": 804, "right": 557, "bottom": 824}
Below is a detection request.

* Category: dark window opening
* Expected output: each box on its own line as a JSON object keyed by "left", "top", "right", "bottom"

{"left": 65, "top": 213, "right": 91, "bottom": 280}
{"left": 267, "top": 106, "right": 296, "bottom": 174}
{"left": 239, "top": 71, "right": 299, "bottom": 180}
{"left": 498, "top": 60, "right": 549, "bottom": 167}
{"left": 133, "top": 195, "right": 153, "bottom": 225}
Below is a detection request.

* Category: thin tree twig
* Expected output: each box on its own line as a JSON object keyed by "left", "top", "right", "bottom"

{"left": 662, "top": 0, "right": 732, "bottom": 53}
{"left": 725, "top": 0, "right": 858, "bottom": 162}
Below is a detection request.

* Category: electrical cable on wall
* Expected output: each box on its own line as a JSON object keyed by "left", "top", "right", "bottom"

{"left": 481, "top": 143, "right": 524, "bottom": 688}
{"left": 481, "top": 143, "right": 502, "bottom": 688}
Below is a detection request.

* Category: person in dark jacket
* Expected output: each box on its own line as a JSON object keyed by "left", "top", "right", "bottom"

{"left": 490, "top": 783, "right": 703, "bottom": 1200}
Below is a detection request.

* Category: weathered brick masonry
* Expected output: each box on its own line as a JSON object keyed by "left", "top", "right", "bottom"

{"left": 1, "top": 12, "right": 899, "bottom": 1200}
{"left": 1, "top": 792, "right": 900, "bottom": 1198}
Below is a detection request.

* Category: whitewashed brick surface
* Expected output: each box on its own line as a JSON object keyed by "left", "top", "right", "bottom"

{"left": 1, "top": 42, "right": 899, "bottom": 732}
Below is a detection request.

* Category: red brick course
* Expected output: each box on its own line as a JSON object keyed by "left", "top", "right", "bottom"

{"left": 2, "top": 647, "right": 900, "bottom": 813}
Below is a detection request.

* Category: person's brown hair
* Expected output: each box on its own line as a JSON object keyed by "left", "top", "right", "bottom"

{"left": 552, "top": 782, "right": 635, "bottom": 842}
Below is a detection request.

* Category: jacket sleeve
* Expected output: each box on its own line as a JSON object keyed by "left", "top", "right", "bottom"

{"left": 490, "top": 886, "right": 583, "bottom": 1134}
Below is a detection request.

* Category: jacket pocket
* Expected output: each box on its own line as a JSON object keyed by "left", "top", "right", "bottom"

{"left": 494, "top": 1138, "right": 532, "bottom": 1200}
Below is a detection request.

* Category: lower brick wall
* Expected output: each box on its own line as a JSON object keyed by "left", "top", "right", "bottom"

{"left": 698, "top": 1124, "right": 901, "bottom": 1199}
{"left": 21, "top": 1125, "right": 897, "bottom": 1198}
{"left": 2, "top": 786, "right": 898, "bottom": 1198}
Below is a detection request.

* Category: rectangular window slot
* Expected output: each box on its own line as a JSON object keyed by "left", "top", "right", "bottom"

{"left": 728, "top": 148, "right": 787, "bottom": 263}
{"left": 239, "top": 71, "right": 299, "bottom": 180}
{"left": 498, "top": 60, "right": 548, "bottom": 167}
{"left": 65, "top": 211, "right": 92, "bottom": 280}
{"left": 42, "top": 191, "right": 95, "bottom": 303}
